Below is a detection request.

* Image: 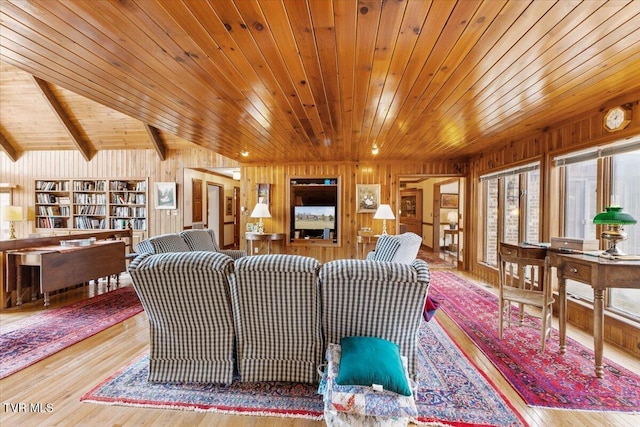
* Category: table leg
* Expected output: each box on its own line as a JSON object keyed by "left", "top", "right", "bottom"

{"left": 16, "top": 264, "right": 23, "bottom": 306}
{"left": 593, "top": 288, "right": 605, "bottom": 378}
{"left": 44, "top": 292, "right": 50, "bottom": 307}
{"left": 559, "top": 277, "right": 567, "bottom": 354}
{"left": 30, "top": 267, "right": 37, "bottom": 302}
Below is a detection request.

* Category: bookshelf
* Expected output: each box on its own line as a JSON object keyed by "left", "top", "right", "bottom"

{"left": 109, "top": 180, "right": 147, "bottom": 231}
{"left": 35, "top": 180, "right": 71, "bottom": 229}
{"left": 73, "top": 180, "right": 107, "bottom": 229}
{"left": 35, "top": 178, "right": 147, "bottom": 232}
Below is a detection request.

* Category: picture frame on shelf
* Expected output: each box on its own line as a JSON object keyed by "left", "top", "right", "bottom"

{"left": 356, "top": 184, "right": 380, "bottom": 213}
{"left": 155, "top": 182, "right": 176, "bottom": 209}
{"left": 441, "top": 193, "right": 459, "bottom": 209}
{"left": 256, "top": 183, "right": 270, "bottom": 206}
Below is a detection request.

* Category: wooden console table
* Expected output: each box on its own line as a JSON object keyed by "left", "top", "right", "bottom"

{"left": 245, "top": 232, "right": 285, "bottom": 255}
{"left": 5, "top": 240, "right": 126, "bottom": 307}
{"left": 548, "top": 251, "right": 640, "bottom": 378}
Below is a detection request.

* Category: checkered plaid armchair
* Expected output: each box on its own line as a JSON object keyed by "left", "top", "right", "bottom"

{"left": 128, "top": 251, "right": 236, "bottom": 384}
{"left": 319, "top": 258, "right": 431, "bottom": 379}
{"left": 135, "top": 229, "right": 246, "bottom": 260}
{"left": 230, "top": 254, "right": 323, "bottom": 383}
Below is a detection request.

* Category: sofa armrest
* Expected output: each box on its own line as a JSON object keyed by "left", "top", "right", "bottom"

{"left": 220, "top": 249, "right": 247, "bottom": 260}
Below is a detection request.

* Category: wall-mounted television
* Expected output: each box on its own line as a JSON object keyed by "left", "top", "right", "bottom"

{"left": 294, "top": 206, "right": 335, "bottom": 231}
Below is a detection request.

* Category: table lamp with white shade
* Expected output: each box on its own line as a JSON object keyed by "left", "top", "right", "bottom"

{"left": 250, "top": 197, "right": 271, "bottom": 234}
{"left": 447, "top": 211, "right": 458, "bottom": 229}
{"left": 2, "top": 205, "right": 24, "bottom": 240}
{"left": 374, "top": 204, "right": 395, "bottom": 235}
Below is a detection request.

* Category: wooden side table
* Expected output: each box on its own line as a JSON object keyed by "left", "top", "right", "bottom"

{"left": 245, "top": 232, "right": 285, "bottom": 255}
{"left": 548, "top": 251, "right": 640, "bottom": 378}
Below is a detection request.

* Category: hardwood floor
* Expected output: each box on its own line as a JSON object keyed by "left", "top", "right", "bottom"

{"left": 1, "top": 274, "right": 638, "bottom": 427}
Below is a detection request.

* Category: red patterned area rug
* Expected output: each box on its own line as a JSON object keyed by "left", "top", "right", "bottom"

{"left": 429, "top": 271, "right": 640, "bottom": 412}
{"left": 417, "top": 246, "right": 455, "bottom": 269}
{"left": 0, "top": 286, "right": 142, "bottom": 379}
{"left": 81, "top": 318, "right": 526, "bottom": 426}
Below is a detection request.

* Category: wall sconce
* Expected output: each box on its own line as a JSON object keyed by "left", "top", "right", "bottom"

{"left": 593, "top": 206, "right": 637, "bottom": 255}
{"left": 373, "top": 204, "right": 395, "bottom": 235}
{"left": 232, "top": 170, "right": 241, "bottom": 181}
{"left": 250, "top": 197, "right": 271, "bottom": 234}
{"left": 2, "top": 205, "right": 24, "bottom": 240}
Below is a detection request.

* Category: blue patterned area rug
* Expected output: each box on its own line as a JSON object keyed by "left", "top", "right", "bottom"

{"left": 81, "top": 318, "right": 525, "bottom": 426}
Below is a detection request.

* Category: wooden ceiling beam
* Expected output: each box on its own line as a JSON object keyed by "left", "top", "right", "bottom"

{"left": 0, "top": 131, "right": 20, "bottom": 162}
{"left": 30, "top": 76, "right": 94, "bottom": 161}
{"left": 144, "top": 124, "right": 167, "bottom": 161}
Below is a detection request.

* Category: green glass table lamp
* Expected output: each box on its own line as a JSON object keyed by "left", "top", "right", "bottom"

{"left": 593, "top": 206, "right": 637, "bottom": 255}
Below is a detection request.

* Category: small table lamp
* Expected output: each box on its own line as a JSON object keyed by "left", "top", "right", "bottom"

{"left": 593, "top": 206, "right": 637, "bottom": 255}
{"left": 2, "top": 205, "right": 24, "bottom": 240}
{"left": 447, "top": 211, "right": 458, "bottom": 229}
{"left": 374, "top": 204, "right": 395, "bottom": 235}
{"left": 250, "top": 198, "right": 271, "bottom": 234}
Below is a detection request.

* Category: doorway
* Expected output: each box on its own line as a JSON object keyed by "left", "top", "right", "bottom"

{"left": 207, "top": 182, "right": 224, "bottom": 247}
{"left": 398, "top": 175, "right": 464, "bottom": 270}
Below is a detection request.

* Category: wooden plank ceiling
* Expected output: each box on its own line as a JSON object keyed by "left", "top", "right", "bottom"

{"left": 1, "top": 0, "right": 640, "bottom": 164}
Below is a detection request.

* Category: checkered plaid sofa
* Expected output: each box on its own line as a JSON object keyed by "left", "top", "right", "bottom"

{"left": 128, "top": 251, "right": 236, "bottom": 383}
{"left": 230, "top": 254, "right": 323, "bottom": 383}
{"left": 135, "top": 229, "right": 246, "bottom": 260}
{"left": 319, "top": 258, "right": 431, "bottom": 379}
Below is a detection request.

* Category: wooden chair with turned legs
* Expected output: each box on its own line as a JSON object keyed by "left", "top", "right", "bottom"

{"left": 498, "top": 242, "right": 554, "bottom": 352}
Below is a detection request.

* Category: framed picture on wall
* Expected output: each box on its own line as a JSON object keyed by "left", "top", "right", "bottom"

{"left": 441, "top": 193, "right": 459, "bottom": 209}
{"left": 155, "top": 182, "right": 176, "bottom": 209}
{"left": 356, "top": 184, "right": 380, "bottom": 213}
{"left": 257, "top": 183, "right": 270, "bottom": 206}
{"left": 225, "top": 196, "right": 233, "bottom": 216}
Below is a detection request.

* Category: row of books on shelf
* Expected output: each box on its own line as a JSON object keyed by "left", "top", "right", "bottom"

{"left": 111, "top": 193, "right": 146, "bottom": 205}
{"left": 74, "top": 194, "right": 107, "bottom": 204}
{"left": 75, "top": 205, "right": 107, "bottom": 215}
{"left": 37, "top": 205, "right": 71, "bottom": 216}
{"left": 37, "top": 217, "right": 70, "bottom": 228}
{"left": 110, "top": 181, "right": 147, "bottom": 191}
{"left": 111, "top": 206, "right": 146, "bottom": 217}
{"left": 37, "top": 194, "right": 71, "bottom": 204}
{"left": 111, "top": 218, "right": 146, "bottom": 230}
{"left": 74, "top": 217, "right": 107, "bottom": 229}
{"left": 36, "top": 181, "right": 70, "bottom": 191}
{"left": 73, "top": 180, "right": 106, "bottom": 191}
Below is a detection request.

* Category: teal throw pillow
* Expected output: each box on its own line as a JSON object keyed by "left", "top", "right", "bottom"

{"left": 336, "top": 336, "right": 411, "bottom": 396}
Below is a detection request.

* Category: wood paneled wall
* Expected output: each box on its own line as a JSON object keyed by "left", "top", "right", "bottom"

{"left": 0, "top": 148, "right": 238, "bottom": 240}
{"left": 468, "top": 90, "right": 640, "bottom": 282}
{"left": 239, "top": 161, "right": 466, "bottom": 262}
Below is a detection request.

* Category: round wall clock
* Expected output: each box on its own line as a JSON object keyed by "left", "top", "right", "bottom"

{"left": 603, "top": 105, "right": 632, "bottom": 132}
